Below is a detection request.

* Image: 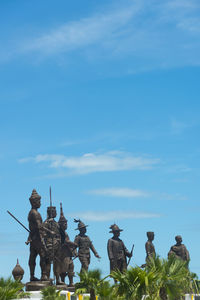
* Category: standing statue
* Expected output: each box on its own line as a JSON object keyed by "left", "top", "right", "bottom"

{"left": 107, "top": 224, "right": 133, "bottom": 273}
{"left": 43, "top": 202, "right": 61, "bottom": 285}
{"left": 27, "top": 189, "right": 47, "bottom": 281}
{"left": 74, "top": 219, "right": 100, "bottom": 272}
{"left": 58, "top": 203, "right": 77, "bottom": 286}
{"left": 168, "top": 235, "right": 190, "bottom": 261}
{"left": 145, "top": 231, "right": 156, "bottom": 262}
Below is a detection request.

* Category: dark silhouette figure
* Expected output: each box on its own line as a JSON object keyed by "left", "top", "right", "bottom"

{"left": 74, "top": 219, "right": 100, "bottom": 272}
{"left": 107, "top": 224, "right": 132, "bottom": 273}
{"left": 27, "top": 189, "right": 47, "bottom": 281}
{"left": 58, "top": 203, "right": 76, "bottom": 286}
{"left": 168, "top": 235, "right": 190, "bottom": 261}
{"left": 43, "top": 205, "right": 61, "bottom": 284}
{"left": 145, "top": 231, "right": 156, "bottom": 262}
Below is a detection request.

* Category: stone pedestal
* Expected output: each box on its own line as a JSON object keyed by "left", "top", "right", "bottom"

{"left": 25, "top": 280, "right": 52, "bottom": 291}
{"left": 56, "top": 284, "right": 75, "bottom": 292}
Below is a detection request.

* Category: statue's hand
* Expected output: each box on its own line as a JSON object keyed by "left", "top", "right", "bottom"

{"left": 95, "top": 254, "right": 101, "bottom": 259}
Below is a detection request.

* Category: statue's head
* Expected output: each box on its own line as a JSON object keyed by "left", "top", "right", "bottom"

{"left": 29, "top": 189, "right": 41, "bottom": 208}
{"left": 74, "top": 219, "right": 88, "bottom": 233}
{"left": 109, "top": 224, "right": 123, "bottom": 237}
{"left": 47, "top": 206, "right": 57, "bottom": 219}
{"left": 175, "top": 235, "right": 182, "bottom": 244}
{"left": 58, "top": 203, "right": 68, "bottom": 230}
{"left": 147, "top": 231, "right": 154, "bottom": 241}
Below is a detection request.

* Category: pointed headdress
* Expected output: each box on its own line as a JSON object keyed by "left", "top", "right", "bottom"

{"left": 58, "top": 203, "right": 67, "bottom": 224}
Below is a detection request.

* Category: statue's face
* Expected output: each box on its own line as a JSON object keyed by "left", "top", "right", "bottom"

{"left": 147, "top": 232, "right": 154, "bottom": 241}
{"left": 47, "top": 207, "right": 57, "bottom": 218}
{"left": 113, "top": 230, "right": 120, "bottom": 237}
{"left": 80, "top": 227, "right": 86, "bottom": 234}
{"left": 175, "top": 236, "right": 182, "bottom": 244}
{"left": 31, "top": 198, "right": 41, "bottom": 209}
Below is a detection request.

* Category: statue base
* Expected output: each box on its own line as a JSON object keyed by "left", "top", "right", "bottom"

{"left": 56, "top": 284, "right": 75, "bottom": 292}
{"left": 25, "top": 280, "right": 52, "bottom": 291}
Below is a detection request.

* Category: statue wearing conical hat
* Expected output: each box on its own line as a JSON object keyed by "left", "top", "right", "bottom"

{"left": 27, "top": 189, "right": 48, "bottom": 281}
{"left": 27, "top": 189, "right": 47, "bottom": 281}
{"left": 57, "top": 203, "right": 77, "bottom": 286}
{"left": 107, "top": 224, "right": 132, "bottom": 273}
{"left": 74, "top": 219, "right": 100, "bottom": 272}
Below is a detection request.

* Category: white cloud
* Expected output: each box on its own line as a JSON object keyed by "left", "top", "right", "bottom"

{"left": 19, "top": 151, "right": 160, "bottom": 175}
{"left": 16, "top": 0, "right": 200, "bottom": 71}
{"left": 88, "top": 188, "right": 148, "bottom": 198}
{"left": 68, "top": 210, "right": 161, "bottom": 222}
{"left": 22, "top": 2, "right": 142, "bottom": 55}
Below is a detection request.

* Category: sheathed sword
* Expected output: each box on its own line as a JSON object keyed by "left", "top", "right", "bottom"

{"left": 127, "top": 244, "right": 134, "bottom": 267}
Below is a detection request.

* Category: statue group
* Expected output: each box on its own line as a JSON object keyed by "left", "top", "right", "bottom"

{"left": 26, "top": 189, "right": 101, "bottom": 286}
{"left": 11, "top": 188, "right": 190, "bottom": 288}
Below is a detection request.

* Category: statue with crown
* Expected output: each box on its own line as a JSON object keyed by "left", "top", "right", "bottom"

{"left": 7, "top": 187, "right": 102, "bottom": 292}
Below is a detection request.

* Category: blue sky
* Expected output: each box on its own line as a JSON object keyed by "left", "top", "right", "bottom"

{"left": 1, "top": 0, "right": 200, "bottom": 282}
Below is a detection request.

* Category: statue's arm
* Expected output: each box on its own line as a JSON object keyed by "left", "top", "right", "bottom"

{"left": 123, "top": 242, "right": 132, "bottom": 257}
{"left": 107, "top": 239, "right": 114, "bottom": 260}
{"left": 89, "top": 239, "right": 100, "bottom": 258}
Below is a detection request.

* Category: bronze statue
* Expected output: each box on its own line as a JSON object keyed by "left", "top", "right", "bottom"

{"left": 145, "top": 231, "right": 156, "bottom": 262}
{"left": 58, "top": 203, "right": 76, "bottom": 286}
{"left": 107, "top": 224, "right": 132, "bottom": 273}
{"left": 27, "top": 189, "right": 47, "bottom": 281}
{"left": 74, "top": 219, "right": 100, "bottom": 272}
{"left": 168, "top": 235, "right": 190, "bottom": 261}
{"left": 43, "top": 203, "right": 61, "bottom": 285}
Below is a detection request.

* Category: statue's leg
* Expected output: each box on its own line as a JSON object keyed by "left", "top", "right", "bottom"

{"left": 68, "top": 261, "right": 75, "bottom": 286}
{"left": 39, "top": 247, "right": 48, "bottom": 281}
{"left": 60, "top": 273, "right": 66, "bottom": 283}
{"left": 79, "top": 257, "right": 89, "bottom": 272}
{"left": 29, "top": 244, "right": 39, "bottom": 281}
{"left": 45, "top": 259, "right": 51, "bottom": 280}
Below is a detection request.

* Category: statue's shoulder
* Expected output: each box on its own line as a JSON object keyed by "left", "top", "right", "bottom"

{"left": 28, "top": 209, "right": 40, "bottom": 219}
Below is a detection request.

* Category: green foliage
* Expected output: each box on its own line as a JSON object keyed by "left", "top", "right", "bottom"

{"left": 76, "top": 269, "right": 120, "bottom": 300}
{"left": 41, "top": 286, "right": 65, "bottom": 300}
{"left": 110, "top": 255, "right": 198, "bottom": 300}
{"left": 0, "top": 277, "right": 28, "bottom": 300}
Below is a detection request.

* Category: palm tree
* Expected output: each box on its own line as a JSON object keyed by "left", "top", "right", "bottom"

{"left": 76, "top": 269, "right": 121, "bottom": 300}
{"left": 110, "top": 255, "right": 198, "bottom": 300}
{"left": 75, "top": 269, "right": 102, "bottom": 300}
{"left": 41, "top": 286, "right": 65, "bottom": 300}
{"left": 0, "top": 277, "right": 28, "bottom": 300}
{"left": 111, "top": 265, "right": 155, "bottom": 300}
{"left": 146, "top": 255, "right": 198, "bottom": 300}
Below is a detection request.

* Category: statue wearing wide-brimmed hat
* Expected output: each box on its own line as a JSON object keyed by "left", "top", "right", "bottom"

{"left": 74, "top": 219, "right": 100, "bottom": 272}
{"left": 107, "top": 224, "right": 133, "bottom": 273}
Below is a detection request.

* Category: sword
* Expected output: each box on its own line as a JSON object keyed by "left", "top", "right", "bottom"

{"left": 7, "top": 210, "right": 30, "bottom": 233}
{"left": 127, "top": 244, "right": 134, "bottom": 267}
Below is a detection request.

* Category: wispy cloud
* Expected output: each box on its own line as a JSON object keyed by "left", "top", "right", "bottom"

{"left": 68, "top": 210, "right": 161, "bottom": 221}
{"left": 19, "top": 151, "right": 160, "bottom": 175}
{"left": 88, "top": 188, "right": 148, "bottom": 198}
{"left": 170, "top": 119, "right": 190, "bottom": 134}
{"left": 16, "top": 0, "right": 200, "bottom": 71}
